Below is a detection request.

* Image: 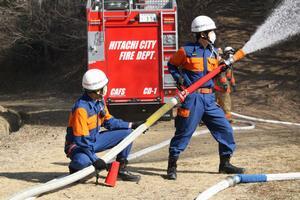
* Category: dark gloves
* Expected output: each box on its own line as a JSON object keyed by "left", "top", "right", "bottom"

{"left": 131, "top": 121, "right": 145, "bottom": 129}
{"left": 220, "top": 61, "right": 232, "bottom": 72}
{"left": 93, "top": 158, "right": 108, "bottom": 171}
{"left": 93, "top": 158, "right": 108, "bottom": 185}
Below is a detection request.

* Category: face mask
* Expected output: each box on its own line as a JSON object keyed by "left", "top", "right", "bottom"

{"left": 208, "top": 31, "right": 216, "bottom": 44}
{"left": 102, "top": 85, "right": 108, "bottom": 96}
{"left": 93, "top": 85, "right": 108, "bottom": 100}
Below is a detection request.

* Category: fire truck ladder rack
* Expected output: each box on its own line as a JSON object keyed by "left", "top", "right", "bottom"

{"left": 161, "top": 10, "right": 178, "bottom": 89}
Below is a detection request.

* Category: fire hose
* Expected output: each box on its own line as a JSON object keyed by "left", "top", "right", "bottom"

{"left": 231, "top": 112, "right": 300, "bottom": 126}
{"left": 195, "top": 173, "right": 300, "bottom": 200}
{"left": 128, "top": 120, "right": 255, "bottom": 161}
{"left": 194, "top": 111, "right": 300, "bottom": 200}
{"left": 9, "top": 50, "right": 246, "bottom": 200}
{"left": 21, "top": 114, "right": 298, "bottom": 200}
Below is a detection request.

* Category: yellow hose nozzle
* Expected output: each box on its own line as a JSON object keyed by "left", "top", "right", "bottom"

{"left": 233, "top": 49, "right": 246, "bottom": 62}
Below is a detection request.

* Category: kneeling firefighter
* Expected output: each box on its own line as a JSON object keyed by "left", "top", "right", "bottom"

{"left": 65, "top": 69, "right": 144, "bottom": 182}
{"left": 166, "top": 16, "right": 245, "bottom": 180}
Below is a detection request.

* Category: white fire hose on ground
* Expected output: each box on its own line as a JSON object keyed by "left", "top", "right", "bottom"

{"left": 195, "top": 112, "right": 300, "bottom": 200}
{"left": 12, "top": 120, "right": 254, "bottom": 200}
{"left": 232, "top": 112, "right": 300, "bottom": 126}
{"left": 8, "top": 111, "right": 299, "bottom": 200}
{"left": 195, "top": 173, "right": 300, "bottom": 200}
{"left": 9, "top": 99, "right": 176, "bottom": 200}
{"left": 128, "top": 119, "right": 255, "bottom": 161}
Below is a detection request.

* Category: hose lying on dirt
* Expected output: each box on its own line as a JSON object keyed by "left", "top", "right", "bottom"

{"left": 9, "top": 112, "right": 299, "bottom": 200}
{"left": 10, "top": 100, "right": 173, "bottom": 200}
{"left": 128, "top": 120, "right": 255, "bottom": 161}
{"left": 194, "top": 113, "right": 300, "bottom": 200}
{"left": 232, "top": 112, "right": 300, "bottom": 126}
{"left": 130, "top": 111, "right": 300, "bottom": 161}
{"left": 195, "top": 173, "right": 300, "bottom": 200}
{"left": 10, "top": 120, "right": 254, "bottom": 200}
{"left": 9, "top": 125, "right": 151, "bottom": 200}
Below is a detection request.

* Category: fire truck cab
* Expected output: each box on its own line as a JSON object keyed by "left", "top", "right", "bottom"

{"left": 86, "top": 0, "right": 178, "bottom": 120}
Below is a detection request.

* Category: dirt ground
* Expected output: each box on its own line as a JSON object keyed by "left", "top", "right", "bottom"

{"left": 0, "top": 92, "right": 299, "bottom": 200}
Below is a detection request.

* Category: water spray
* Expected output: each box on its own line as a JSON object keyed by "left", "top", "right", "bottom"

{"left": 226, "top": 0, "right": 300, "bottom": 65}
{"left": 243, "top": 0, "right": 300, "bottom": 54}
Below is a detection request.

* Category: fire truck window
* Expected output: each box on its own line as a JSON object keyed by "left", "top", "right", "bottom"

{"left": 133, "top": 0, "right": 173, "bottom": 10}
{"left": 104, "top": 0, "right": 129, "bottom": 10}
{"left": 91, "top": 0, "right": 103, "bottom": 11}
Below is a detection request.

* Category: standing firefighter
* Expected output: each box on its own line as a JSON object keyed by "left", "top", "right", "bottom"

{"left": 166, "top": 16, "right": 245, "bottom": 180}
{"left": 214, "top": 46, "right": 236, "bottom": 122}
{"left": 64, "top": 69, "right": 143, "bottom": 182}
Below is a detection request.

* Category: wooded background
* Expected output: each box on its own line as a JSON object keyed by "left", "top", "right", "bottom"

{"left": 1, "top": 0, "right": 296, "bottom": 95}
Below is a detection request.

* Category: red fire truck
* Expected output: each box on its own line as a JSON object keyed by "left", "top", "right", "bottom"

{"left": 86, "top": 0, "right": 178, "bottom": 120}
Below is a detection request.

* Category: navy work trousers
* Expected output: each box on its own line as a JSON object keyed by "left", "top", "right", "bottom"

{"left": 69, "top": 129, "right": 132, "bottom": 170}
{"left": 169, "top": 93, "right": 236, "bottom": 157}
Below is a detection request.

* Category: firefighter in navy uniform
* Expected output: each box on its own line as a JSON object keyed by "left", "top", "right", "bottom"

{"left": 214, "top": 46, "right": 237, "bottom": 123}
{"left": 65, "top": 69, "right": 143, "bottom": 182}
{"left": 166, "top": 16, "right": 245, "bottom": 180}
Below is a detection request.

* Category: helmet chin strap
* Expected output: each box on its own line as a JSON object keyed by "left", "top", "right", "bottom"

{"left": 196, "top": 32, "right": 211, "bottom": 46}
{"left": 202, "top": 31, "right": 210, "bottom": 41}
{"left": 94, "top": 85, "right": 107, "bottom": 101}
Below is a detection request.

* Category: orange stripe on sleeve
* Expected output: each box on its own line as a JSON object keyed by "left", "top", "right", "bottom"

{"left": 87, "top": 114, "right": 98, "bottom": 131}
{"left": 184, "top": 57, "right": 204, "bottom": 71}
{"left": 72, "top": 108, "right": 89, "bottom": 136}
{"left": 169, "top": 47, "right": 187, "bottom": 67}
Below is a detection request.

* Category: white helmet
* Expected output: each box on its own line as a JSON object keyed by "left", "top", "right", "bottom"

{"left": 82, "top": 69, "right": 108, "bottom": 91}
{"left": 224, "top": 46, "right": 235, "bottom": 54}
{"left": 191, "top": 15, "right": 216, "bottom": 33}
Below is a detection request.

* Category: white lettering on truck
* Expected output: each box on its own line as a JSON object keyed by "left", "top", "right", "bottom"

{"left": 109, "top": 41, "right": 139, "bottom": 50}
{"left": 119, "top": 51, "right": 135, "bottom": 60}
{"left": 108, "top": 40, "right": 157, "bottom": 61}
{"left": 110, "top": 88, "right": 126, "bottom": 96}
{"left": 136, "top": 51, "right": 155, "bottom": 60}
{"left": 139, "top": 40, "right": 156, "bottom": 49}
{"left": 143, "top": 87, "right": 157, "bottom": 95}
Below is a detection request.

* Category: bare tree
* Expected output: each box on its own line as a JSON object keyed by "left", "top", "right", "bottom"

{"left": 0, "top": 0, "right": 86, "bottom": 67}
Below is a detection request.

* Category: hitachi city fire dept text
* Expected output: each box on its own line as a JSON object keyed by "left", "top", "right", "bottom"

{"left": 108, "top": 40, "right": 157, "bottom": 60}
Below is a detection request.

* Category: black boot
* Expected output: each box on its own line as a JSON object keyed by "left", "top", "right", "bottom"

{"left": 219, "top": 155, "right": 245, "bottom": 174}
{"left": 69, "top": 166, "right": 78, "bottom": 174}
{"left": 166, "top": 156, "right": 178, "bottom": 180}
{"left": 117, "top": 158, "right": 141, "bottom": 182}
